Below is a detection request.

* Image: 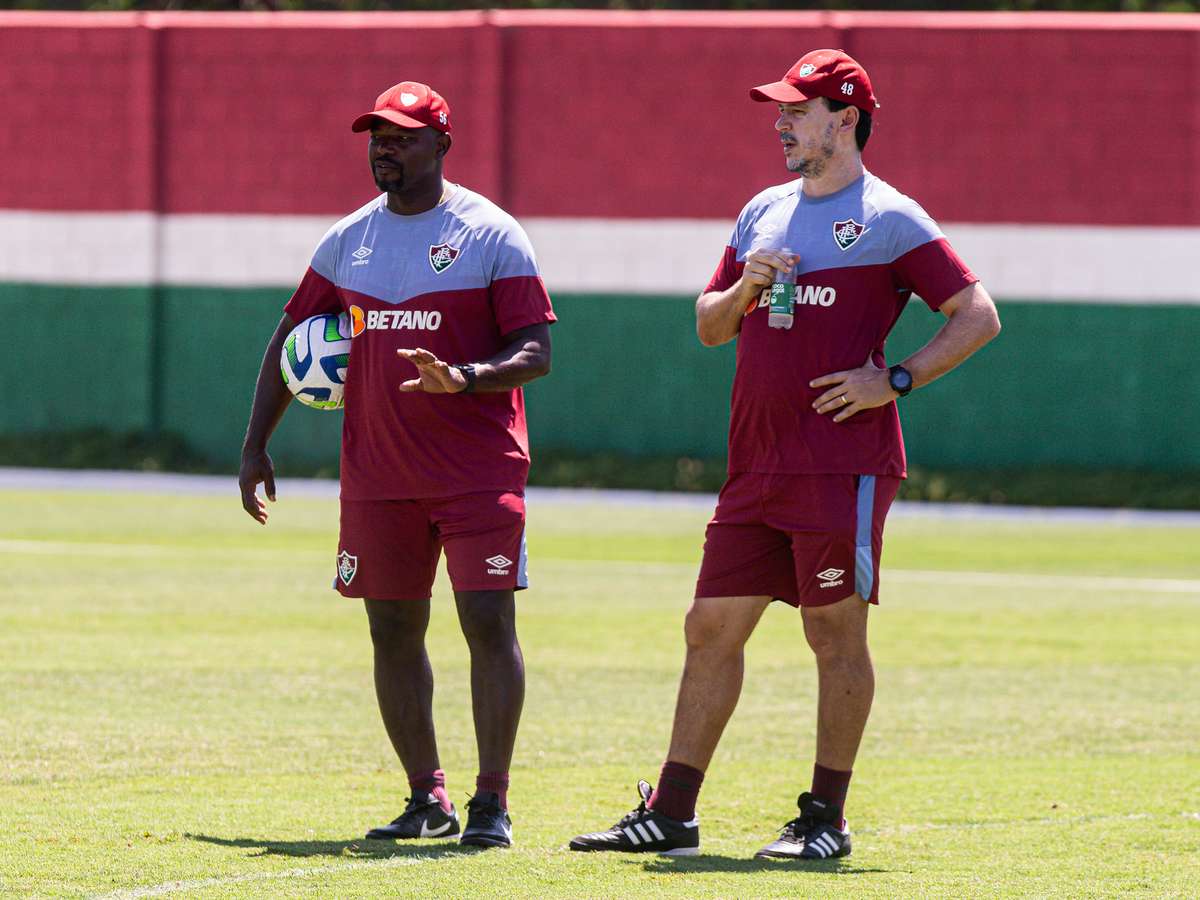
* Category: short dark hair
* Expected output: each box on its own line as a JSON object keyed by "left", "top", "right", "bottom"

{"left": 824, "top": 98, "right": 872, "bottom": 152}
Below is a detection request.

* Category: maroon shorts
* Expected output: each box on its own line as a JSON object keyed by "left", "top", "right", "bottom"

{"left": 335, "top": 492, "right": 527, "bottom": 600}
{"left": 695, "top": 472, "right": 900, "bottom": 608}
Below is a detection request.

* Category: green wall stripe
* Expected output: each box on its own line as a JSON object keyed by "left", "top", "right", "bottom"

{"left": 5, "top": 283, "right": 1198, "bottom": 472}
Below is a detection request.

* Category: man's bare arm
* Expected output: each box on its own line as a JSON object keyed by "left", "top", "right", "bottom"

{"left": 696, "top": 250, "right": 797, "bottom": 347}
{"left": 810, "top": 282, "right": 1001, "bottom": 423}
{"left": 239, "top": 313, "right": 295, "bottom": 524}
{"left": 900, "top": 281, "right": 1002, "bottom": 389}
{"left": 397, "top": 322, "right": 552, "bottom": 394}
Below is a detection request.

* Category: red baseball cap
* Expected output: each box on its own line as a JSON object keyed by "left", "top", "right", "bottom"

{"left": 750, "top": 49, "right": 879, "bottom": 113}
{"left": 351, "top": 81, "right": 452, "bottom": 134}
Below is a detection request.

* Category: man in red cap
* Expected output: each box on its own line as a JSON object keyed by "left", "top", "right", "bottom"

{"left": 571, "top": 50, "right": 999, "bottom": 860}
{"left": 239, "top": 82, "right": 556, "bottom": 849}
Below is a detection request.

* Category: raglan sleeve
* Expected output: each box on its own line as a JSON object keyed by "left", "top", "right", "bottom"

{"left": 704, "top": 209, "right": 750, "bottom": 295}
{"left": 488, "top": 218, "right": 557, "bottom": 337}
{"left": 887, "top": 204, "right": 978, "bottom": 312}
{"left": 283, "top": 224, "right": 343, "bottom": 322}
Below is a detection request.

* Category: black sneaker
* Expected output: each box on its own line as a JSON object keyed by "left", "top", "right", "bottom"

{"left": 364, "top": 792, "right": 460, "bottom": 840}
{"left": 459, "top": 792, "right": 513, "bottom": 848}
{"left": 569, "top": 780, "right": 700, "bottom": 856}
{"left": 755, "top": 792, "right": 851, "bottom": 860}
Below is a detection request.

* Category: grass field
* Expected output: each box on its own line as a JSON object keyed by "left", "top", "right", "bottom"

{"left": 1, "top": 484, "right": 1198, "bottom": 898}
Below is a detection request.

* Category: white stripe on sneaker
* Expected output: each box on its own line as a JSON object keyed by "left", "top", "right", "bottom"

{"left": 644, "top": 820, "right": 665, "bottom": 842}
{"left": 814, "top": 833, "right": 837, "bottom": 856}
{"left": 622, "top": 826, "right": 640, "bottom": 846}
{"left": 634, "top": 823, "right": 652, "bottom": 843}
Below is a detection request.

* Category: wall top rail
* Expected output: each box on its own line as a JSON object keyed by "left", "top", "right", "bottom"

{"left": 1, "top": 9, "right": 1197, "bottom": 32}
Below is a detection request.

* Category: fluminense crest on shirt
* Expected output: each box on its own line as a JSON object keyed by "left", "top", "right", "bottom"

{"left": 429, "top": 242, "right": 461, "bottom": 274}
{"left": 832, "top": 218, "right": 867, "bottom": 251}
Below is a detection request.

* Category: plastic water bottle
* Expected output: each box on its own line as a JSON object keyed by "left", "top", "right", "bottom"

{"left": 768, "top": 252, "right": 795, "bottom": 330}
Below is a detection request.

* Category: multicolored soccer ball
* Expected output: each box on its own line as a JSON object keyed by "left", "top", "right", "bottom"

{"left": 280, "top": 313, "right": 352, "bottom": 410}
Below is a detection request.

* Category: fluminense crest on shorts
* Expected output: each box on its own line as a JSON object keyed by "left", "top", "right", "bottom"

{"left": 429, "top": 242, "right": 461, "bottom": 274}
{"left": 337, "top": 550, "right": 358, "bottom": 586}
{"left": 832, "top": 218, "right": 867, "bottom": 251}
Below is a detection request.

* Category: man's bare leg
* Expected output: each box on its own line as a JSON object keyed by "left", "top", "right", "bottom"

{"left": 363, "top": 598, "right": 439, "bottom": 774}
{"left": 802, "top": 593, "right": 873, "bottom": 771}
{"left": 455, "top": 590, "right": 524, "bottom": 809}
{"left": 665, "top": 594, "right": 773, "bottom": 768}
{"left": 642, "top": 595, "right": 772, "bottom": 822}
{"left": 799, "top": 592, "right": 873, "bottom": 824}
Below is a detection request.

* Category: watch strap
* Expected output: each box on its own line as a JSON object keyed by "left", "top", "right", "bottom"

{"left": 454, "top": 363, "right": 477, "bottom": 393}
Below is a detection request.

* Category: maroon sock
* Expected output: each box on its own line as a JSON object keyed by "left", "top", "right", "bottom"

{"left": 476, "top": 771, "right": 510, "bottom": 810}
{"left": 811, "top": 763, "right": 852, "bottom": 823}
{"left": 408, "top": 768, "right": 451, "bottom": 814}
{"left": 648, "top": 761, "right": 705, "bottom": 822}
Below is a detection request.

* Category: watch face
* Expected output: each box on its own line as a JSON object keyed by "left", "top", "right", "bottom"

{"left": 891, "top": 367, "right": 912, "bottom": 393}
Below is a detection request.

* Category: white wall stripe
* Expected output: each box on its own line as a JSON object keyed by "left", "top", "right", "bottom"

{"left": 2, "top": 210, "right": 1196, "bottom": 303}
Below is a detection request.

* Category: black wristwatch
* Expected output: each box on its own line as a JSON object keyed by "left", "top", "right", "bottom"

{"left": 887, "top": 364, "right": 913, "bottom": 397}
{"left": 453, "top": 363, "right": 477, "bottom": 393}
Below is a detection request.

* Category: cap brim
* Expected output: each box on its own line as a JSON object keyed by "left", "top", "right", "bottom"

{"left": 749, "top": 81, "right": 815, "bottom": 103}
{"left": 350, "top": 110, "right": 431, "bottom": 133}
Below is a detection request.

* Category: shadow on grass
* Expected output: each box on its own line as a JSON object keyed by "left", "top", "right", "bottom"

{"left": 637, "top": 855, "right": 890, "bottom": 875}
{"left": 186, "top": 833, "right": 481, "bottom": 860}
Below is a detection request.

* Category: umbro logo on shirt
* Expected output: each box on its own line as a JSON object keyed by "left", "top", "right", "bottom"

{"left": 351, "top": 245, "right": 373, "bottom": 267}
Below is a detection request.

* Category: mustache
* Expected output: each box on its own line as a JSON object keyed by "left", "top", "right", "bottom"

{"left": 373, "top": 160, "right": 404, "bottom": 190}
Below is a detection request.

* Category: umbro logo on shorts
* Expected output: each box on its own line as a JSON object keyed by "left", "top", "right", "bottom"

{"left": 816, "top": 567, "right": 845, "bottom": 589}
{"left": 486, "top": 555, "right": 512, "bottom": 575}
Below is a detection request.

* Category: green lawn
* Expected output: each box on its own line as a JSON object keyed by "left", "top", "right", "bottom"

{"left": 1, "top": 488, "right": 1198, "bottom": 898}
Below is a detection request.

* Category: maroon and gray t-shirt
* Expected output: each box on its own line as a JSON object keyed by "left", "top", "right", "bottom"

{"left": 285, "top": 185, "right": 556, "bottom": 501}
{"left": 706, "top": 171, "right": 978, "bottom": 478}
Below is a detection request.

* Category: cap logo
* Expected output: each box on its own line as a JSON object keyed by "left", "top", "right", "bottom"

{"left": 798, "top": 64, "right": 817, "bottom": 77}
{"left": 399, "top": 92, "right": 419, "bottom": 107}
{"left": 840, "top": 82, "right": 855, "bottom": 96}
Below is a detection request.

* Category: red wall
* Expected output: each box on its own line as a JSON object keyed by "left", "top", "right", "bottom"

{"left": 2, "top": 10, "right": 1196, "bottom": 226}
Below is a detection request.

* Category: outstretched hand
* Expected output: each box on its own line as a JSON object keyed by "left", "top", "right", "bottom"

{"left": 239, "top": 449, "right": 276, "bottom": 525}
{"left": 810, "top": 352, "right": 898, "bottom": 423}
{"left": 397, "top": 348, "right": 469, "bottom": 394}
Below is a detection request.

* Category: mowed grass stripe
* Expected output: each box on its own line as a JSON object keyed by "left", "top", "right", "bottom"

{"left": 5, "top": 538, "right": 1199, "bottom": 597}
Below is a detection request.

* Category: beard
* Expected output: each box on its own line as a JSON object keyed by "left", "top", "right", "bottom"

{"left": 373, "top": 166, "right": 405, "bottom": 193}
{"left": 786, "top": 124, "right": 836, "bottom": 176}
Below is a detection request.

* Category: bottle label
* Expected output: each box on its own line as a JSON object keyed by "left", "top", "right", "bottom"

{"left": 768, "top": 282, "right": 795, "bottom": 330}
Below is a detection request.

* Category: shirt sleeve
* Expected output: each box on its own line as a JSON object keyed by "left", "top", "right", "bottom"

{"left": 283, "top": 225, "right": 342, "bottom": 321}
{"left": 884, "top": 203, "right": 978, "bottom": 311}
{"left": 489, "top": 220, "right": 557, "bottom": 336}
{"left": 705, "top": 245, "right": 744, "bottom": 294}
{"left": 891, "top": 238, "right": 978, "bottom": 311}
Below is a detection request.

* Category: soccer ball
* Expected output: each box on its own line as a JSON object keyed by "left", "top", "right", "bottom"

{"left": 280, "top": 313, "right": 352, "bottom": 410}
